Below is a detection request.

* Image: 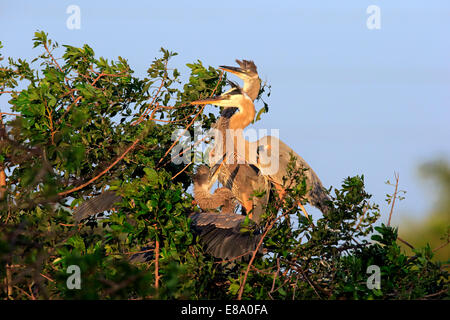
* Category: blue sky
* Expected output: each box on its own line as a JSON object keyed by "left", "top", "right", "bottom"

{"left": 1, "top": 0, "right": 449, "bottom": 223}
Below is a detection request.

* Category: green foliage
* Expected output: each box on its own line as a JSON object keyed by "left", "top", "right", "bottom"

{"left": 397, "top": 159, "right": 450, "bottom": 262}
{"left": 0, "top": 32, "right": 448, "bottom": 300}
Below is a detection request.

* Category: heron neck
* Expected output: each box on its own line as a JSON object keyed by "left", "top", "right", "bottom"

{"left": 243, "top": 78, "right": 261, "bottom": 101}
{"left": 229, "top": 98, "right": 255, "bottom": 130}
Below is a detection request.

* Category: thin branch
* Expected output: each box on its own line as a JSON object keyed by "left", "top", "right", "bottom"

{"left": 268, "top": 258, "right": 280, "bottom": 300}
{"left": 388, "top": 172, "right": 399, "bottom": 227}
{"left": 40, "top": 273, "right": 54, "bottom": 283}
{"left": 237, "top": 210, "right": 287, "bottom": 300}
{"left": 171, "top": 162, "right": 192, "bottom": 180}
{"left": 432, "top": 238, "right": 450, "bottom": 253}
{"left": 0, "top": 116, "right": 6, "bottom": 200}
{"left": 420, "top": 288, "right": 448, "bottom": 299}
{"left": 0, "top": 112, "right": 21, "bottom": 117}
{"left": 132, "top": 60, "right": 168, "bottom": 127}
{"left": 157, "top": 70, "right": 224, "bottom": 165}
{"left": 355, "top": 203, "right": 369, "bottom": 231}
{"left": 281, "top": 258, "right": 323, "bottom": 299}
{"left": 123, "top": 247, "right": 155, "bottom": 256}
{"left": 214, "top": 249, "right": 260, "bottom": 264}
{"left": 43, "top": 42, "right": 63, "bottom": 74}
{"left": 58, "top": 138, "right": 140, "bottom": 196}
{"left": 154, "top": 236, "right": 160, "bottom": 290}
{"left": 397, "top": 236, "right": 415, "bottom": 250}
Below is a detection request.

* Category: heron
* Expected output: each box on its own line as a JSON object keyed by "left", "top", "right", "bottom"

{"left": 191, "top": 85, "right": 331, "bottom": 217}
{"left": 207, "top": 88, "right": 269, "bottom": 222}
{"left": 192, "top": 164, "right": 236, "bottom": 214}
{"left": 184, "top": 61, "right": 271, "bottom": 260}
{"left": 206, "top": 59, "right": 268, "bottom": 222}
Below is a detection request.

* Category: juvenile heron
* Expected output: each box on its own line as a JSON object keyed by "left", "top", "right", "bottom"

{"left": 191, "top": 85, "right": 331, "bottom": 216}
{"left": 206, "top": 60, "right": 269, "bottom": 222}
{"left": 186, "top": 61, "right": 270, "bottom": 260}
{"left": 207, "top": 83, "right": 269, "bottom": 222}
{"left": 192, "top": 164, "right": 235, "bottom": 214}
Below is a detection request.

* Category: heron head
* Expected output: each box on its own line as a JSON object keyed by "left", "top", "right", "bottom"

{"left": 193, "top": 165, "right": 211, "bottom": 186}
{"left": 219, "top": 59, "right": 258, "bottom": 81}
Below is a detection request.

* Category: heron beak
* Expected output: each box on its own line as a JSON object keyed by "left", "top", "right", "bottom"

{"left": 209, "top": 163, "right": 221, "bottom": 179}
{"left": 219, "top": 65, "right": 246, "bottom": 77}
{"left": 209, "top": 153, "right": 227, "bottom": 179}
{"left": 190, "top": 96, "right": 224, "bottom": 105}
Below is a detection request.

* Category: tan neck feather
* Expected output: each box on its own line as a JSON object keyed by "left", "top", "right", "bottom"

{"left": 229, "top": 98, "right": 255, "bottom": 130}
{"left": 243, "top": 78, "right": 261, "bottom": 101}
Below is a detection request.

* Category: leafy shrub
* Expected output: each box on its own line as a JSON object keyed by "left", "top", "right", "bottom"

{"left": 0, "top": 32, "right": 448, "bottom": 300}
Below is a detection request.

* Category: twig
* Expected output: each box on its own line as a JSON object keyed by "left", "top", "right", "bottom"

{"left": 397, "top": 236, "right": 415, "bottom": 250}
{"left": 268, "top": 258, "right": 280, "bottom": 300}
{"left": 237, "top": 211, "right": 287, "bottom": 300}
{"left": 292, "top": 272, "right": 300, "bottom": 300}
{"left": 40, "top": 273, "right": 55, "bottom": 283}
{"left": 388, "top": 172, "right": 399, "bottom": 227}
{"left": 43, "top": 42, "right": 63, "bottom": 74}
{"left": 355, "top": 203, "right": 369, "bottom": 231}
{"left": 6, "top": 264, "right": 13, "bottom": 299}
{"left": 171, "top": 162, "right": 192, "bottom": 181}
{"left": 0, "top": 112, "right": 21, "bottom": 117}
{"left": 58, "top": 138, "right": 140, "bottom": 196}
{"left": 281, "top": 258, "right": 323, "bottom": 299}
{"left": 420, "top": 288, "right": 448, "bottom": 299}
{"left": 157, "top": 70, "right": 224, "bottom": 165}
{"left": 123, "top": 248, "right": 155, "bottom": 256}
{"left": 132, "top": 60, "right": 168, "bottom": 127}
{"left": 13, "top": 286, "right": 34, "bottom": 300}
{"left": 154, "top": 237, "right": 160, "bottom": 290}
{"left": 0, "top": 116, "right": 6, "bottom": 200}
{"left": 214, "top": 249, "right": 259, "bottom": 264}
{"left": 432, "top": 239, "right": 450, "bottom": 253}
{"left": 159, "top": 131, "right": 209, "bottom": 169}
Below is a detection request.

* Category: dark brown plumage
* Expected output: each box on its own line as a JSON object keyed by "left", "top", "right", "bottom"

{"left": 189, "top": 211, "right": 262, "bottom": 261}
{"left": 73, "top": 190, "right": 122, "bottom": 223}
{"left": 192, "top": 164, "right": 236, "bottom": 214}
{"left": 210, "top": 112, "right": 269, "bottom": 224}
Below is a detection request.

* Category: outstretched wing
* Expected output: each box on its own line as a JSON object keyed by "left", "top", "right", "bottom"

{"left": 189, "top": 212, "right": 262, "bottom": 261}
{"left": 73, "top": 190, "right": 122, "bottom": 222}
{"left": 256, "top": 136, "right": 331, "bottom": 214}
